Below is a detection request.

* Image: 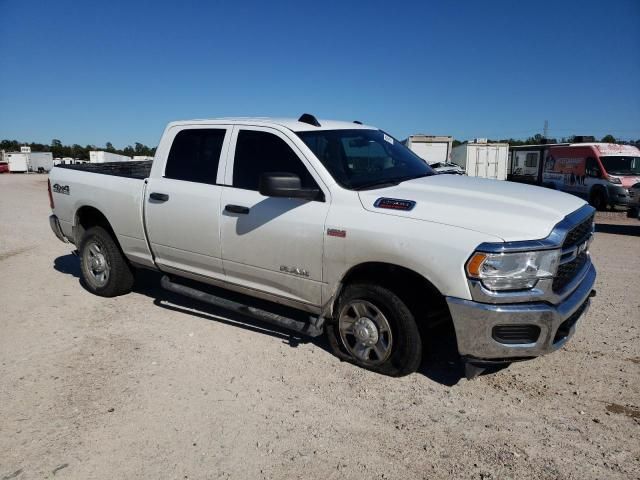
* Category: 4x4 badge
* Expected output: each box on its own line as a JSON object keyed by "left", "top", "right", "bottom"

{"left": 52, "top": 184, "right": 70, "bottom": 195}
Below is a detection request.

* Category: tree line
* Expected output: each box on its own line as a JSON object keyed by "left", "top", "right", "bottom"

{"left": 0, "top": 139, "right": 156, "bottom": 159}
{"left": 452, "top": 134, "right": 640, "bottom": 148}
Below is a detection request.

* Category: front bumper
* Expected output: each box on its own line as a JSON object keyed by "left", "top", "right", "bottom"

{"left": 49, "top": 214, "right": 69, "bottom": 243}
{"left": 446, "top": 263, "right": 596, "bottom": 360}
{"left": 627, "top": 188, "right": 640, "bottom": 208}
{"left": 607, "top": 184, "right": 633, "bottom": 207}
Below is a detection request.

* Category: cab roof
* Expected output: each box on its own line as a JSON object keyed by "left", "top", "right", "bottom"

{"left": 166, "top": 115, "right": 376, "bottom": 132}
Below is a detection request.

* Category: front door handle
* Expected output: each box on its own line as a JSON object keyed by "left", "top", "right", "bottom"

{"left": 150, "top": 192, "right": 169, "bottom": 202}
{"left": 225, "top": 204, "right": 250, "bottom": 214}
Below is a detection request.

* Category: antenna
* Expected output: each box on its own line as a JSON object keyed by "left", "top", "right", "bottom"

{"left": 543, "top": 120, "right": 549, "bottom": 139}
{"left": 298, "top": 113, "right": 321, "bottom": 127}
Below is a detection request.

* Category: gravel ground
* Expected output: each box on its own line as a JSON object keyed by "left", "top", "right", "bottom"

{"left": 1, "top": 174, "right": 638, "bottom": 480}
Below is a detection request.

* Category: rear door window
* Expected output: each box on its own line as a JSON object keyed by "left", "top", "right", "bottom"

{"left": 525, "top": 152, "right": 537, "bottom": 167}
{"left": 165, "top": 129, "right": 226, "bottom": 184}
{"left": 232, "top": 129, "right": 318, "bottom": 191}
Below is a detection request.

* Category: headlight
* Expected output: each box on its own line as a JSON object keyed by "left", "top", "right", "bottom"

{"left": 466, "top": 250, "right": 560, "bottom": 291}
{"left": 608, "top": 175, "right": 622, "bottom": 184}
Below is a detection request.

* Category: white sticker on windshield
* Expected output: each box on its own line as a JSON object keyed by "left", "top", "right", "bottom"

{"left": 383, "top": 133, "right": 394, "bottom": 144}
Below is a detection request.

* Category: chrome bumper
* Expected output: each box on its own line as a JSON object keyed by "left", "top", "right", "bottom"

{"left": 446, "top": 263, "right": 596, "bottom": 360}
{"left": 49, "top": 214, "right": 69, "bottom": 243}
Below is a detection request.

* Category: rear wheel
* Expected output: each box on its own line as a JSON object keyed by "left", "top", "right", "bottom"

{"left": 327, "top": 284, "right": 422, "bottom": 376}
{"left": 79, "top": 226, "right": 134, "bottom": 297}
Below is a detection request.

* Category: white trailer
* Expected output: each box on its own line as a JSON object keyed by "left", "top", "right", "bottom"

{"left": 29, "top": 152, "right": 54, "bottom": 172}
{"left": 89, "top": 151, "right": 133, "bottom": 163}
{"left": 403, "top": 135, "right": 453, "bottom": 165}
{"left": 54, "top": 158, "right": 88, "bottom": 166}
{"left": 6, "top": 153, "right": 29, "bottom": 172}
{"left": 451, "top": 141, "right": 509, "bottom": 180}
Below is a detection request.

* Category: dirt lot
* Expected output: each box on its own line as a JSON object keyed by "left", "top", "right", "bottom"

{"left": 1, "top": 174, "right": 639, "bottom": 479}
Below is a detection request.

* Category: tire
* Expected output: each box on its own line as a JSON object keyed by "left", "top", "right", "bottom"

{"left": 79, "top": 226, "right": 134, "bottom": 297}
{"left": 589, "top": 189, "right": 607, "bottom": 211}
{"left": 326, "top": 284, "right": 422, "bottom": 377}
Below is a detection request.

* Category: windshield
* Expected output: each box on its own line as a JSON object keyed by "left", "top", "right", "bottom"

{"left": 600, "top": 156, "right": 640, "bottom": 175}
{"left": 297, "top": 129, "right": 434, "bottom": 190}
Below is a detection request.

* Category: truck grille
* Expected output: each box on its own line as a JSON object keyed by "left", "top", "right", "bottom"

{"left": 553, "top": 252, "right": 588, "bottom": 292}
{"left": 552, "top": 214, "right": 594, "bottom": 293}
{"left": 562, "top": 214, "right": 594, "bottom": 248}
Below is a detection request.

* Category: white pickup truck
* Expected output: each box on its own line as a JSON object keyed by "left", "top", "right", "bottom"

{"left": 48, "top": 114, "right": 597, "bottom": 378}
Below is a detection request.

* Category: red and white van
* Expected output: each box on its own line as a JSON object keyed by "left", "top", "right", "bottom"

{"left": 543, "top": 143, "right": 640, "bottom": 210}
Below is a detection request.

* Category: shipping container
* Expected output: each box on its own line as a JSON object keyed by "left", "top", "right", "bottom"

{"left": 89, "top": 151, "right": 133, "bottom": 163}
{"left": 451, "top": 141, "right": 509, "bottom": 180}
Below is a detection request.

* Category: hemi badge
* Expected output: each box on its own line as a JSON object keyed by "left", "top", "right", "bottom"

{"left": 374, "top": 197, "right": 416, "bottom": 211}
{"left": 327, "top": 228, "right": 346, "bottom": 238}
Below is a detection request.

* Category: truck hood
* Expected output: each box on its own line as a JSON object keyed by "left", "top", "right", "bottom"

{"left": 358, "top": 175, "right": 587, "bottom": 242}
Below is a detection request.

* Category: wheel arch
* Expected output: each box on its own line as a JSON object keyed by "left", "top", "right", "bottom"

{"left": 74, "top": 205, "right": 118, "bottom": 246}
{"left": 330, "top": 262, "right": 449, "bottom": 327}
{"left": 589, "top": 184, "right": 609, "bottom": 209}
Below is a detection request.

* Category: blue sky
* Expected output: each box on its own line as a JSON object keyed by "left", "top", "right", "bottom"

{"left": 1, "top": 0, "right": 638, "bottom": 148}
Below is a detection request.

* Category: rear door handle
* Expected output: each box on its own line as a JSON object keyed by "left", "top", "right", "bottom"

{"left": 150, "top": 192, "right": 170, "bottom": 202}
{"left": 225, "top": 204, "right": 250, "bottom": 214}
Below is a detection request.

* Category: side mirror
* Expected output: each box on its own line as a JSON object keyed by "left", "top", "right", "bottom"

{"left": 259, "top": 172, "right": 321, "bottom": 200}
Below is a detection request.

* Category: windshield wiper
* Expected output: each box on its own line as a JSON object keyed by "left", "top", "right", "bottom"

{"left": 354, "top": 179, "right": 403, "bottom": 190}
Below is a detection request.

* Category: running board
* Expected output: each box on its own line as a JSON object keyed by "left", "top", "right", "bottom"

{"left": 160, "top": 275, "right": 324, "bottom": 337}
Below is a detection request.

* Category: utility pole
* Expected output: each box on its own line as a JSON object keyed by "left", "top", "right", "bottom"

{"left": 543, "top": 120, "right": 549, "bottom": 139}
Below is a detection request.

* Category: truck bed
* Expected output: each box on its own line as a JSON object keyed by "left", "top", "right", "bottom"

{"left": 50, "top": 160, "right": 155, "bottom": 268}
{"left": 55, "top": 160, "right": 152, "bottom": 180}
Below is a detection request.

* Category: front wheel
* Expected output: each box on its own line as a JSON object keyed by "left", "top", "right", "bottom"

{"left": 326, "top": 284, "right": 422, "bottom": 376}
{"left": 590, "top": 189, "right": 608, "bottom": 211}
{"left": 79, "top": 226, "right": 134, "bottom": 297}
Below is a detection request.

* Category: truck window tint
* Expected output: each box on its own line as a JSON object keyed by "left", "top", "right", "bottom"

{"left": 233, "top": 130, "right": 317, "bottom": 191}
{"left": 165, "top": 129, "right": 226, "bottom": 184}
{"left": 297, "top": 129, "right": 433, "bottom": 190}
